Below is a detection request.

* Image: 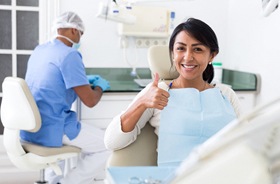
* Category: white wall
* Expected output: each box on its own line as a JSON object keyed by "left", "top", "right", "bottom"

{"left": 57, "top": 0, "right": 280, "bottom": 106}
{"left": 58, "top": 0, "right": 228, "bottom": 68}
{"left": 225, "top": 0, "right": 280, "bottom": 105}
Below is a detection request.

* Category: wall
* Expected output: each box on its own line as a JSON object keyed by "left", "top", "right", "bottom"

{"left": 58, "top": 0, "right": 229, "bottom": 68}
{"left": 57, "top": 0, "right": 280, "bottom": 106}
{"left": 225, "top": 0, "right": 280, "bottom": 105}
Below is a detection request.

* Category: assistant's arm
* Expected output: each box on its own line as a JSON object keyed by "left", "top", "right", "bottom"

{"left": 73, "top": 85, "right": 103, "bottom": 108}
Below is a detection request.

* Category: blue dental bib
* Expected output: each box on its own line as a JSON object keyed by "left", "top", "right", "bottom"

{"left": 157, "top": 88, "right": 236, "bottom": 166}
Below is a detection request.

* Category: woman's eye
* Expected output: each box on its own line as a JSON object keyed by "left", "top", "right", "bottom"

{"left": 176, "top": 47, "right": 185, "bottom": 51}
{"left": 194, "top": 47, "right": 203, "bottom": 52}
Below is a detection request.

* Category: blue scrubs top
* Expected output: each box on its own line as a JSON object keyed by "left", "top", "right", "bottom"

{"left": 20, "top": 39, "right": 89, "bottom": 147}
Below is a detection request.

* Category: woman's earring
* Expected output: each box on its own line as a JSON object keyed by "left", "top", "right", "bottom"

{"left": 209, "top": 62, "right": 212, "bottom": 65}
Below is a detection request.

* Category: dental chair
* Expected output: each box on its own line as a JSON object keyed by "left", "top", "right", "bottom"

{"left": 106, "top": 45, "right": 179, "bottom": 167}
{"left": 1, "top": 77, "right": 81, "bottom": 184}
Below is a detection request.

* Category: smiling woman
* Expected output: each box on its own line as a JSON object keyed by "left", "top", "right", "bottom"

{"left": 104, "top": 17, "right": 242, "bottom": 169}
{"left": 169, "top": 18, "right": 219, "bottom": 88}
{"left": 171, "top": 31, "right": 214, "bottom": 89}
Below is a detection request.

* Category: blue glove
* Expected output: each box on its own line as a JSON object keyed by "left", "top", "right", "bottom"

{"left": 87, "top": 75, "right": 100, "bottom": 84}
{"left": 92, "top": 77, "right": 110, "bottom": 91}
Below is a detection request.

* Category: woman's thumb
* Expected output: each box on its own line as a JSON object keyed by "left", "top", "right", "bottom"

{"left": 152, "top": 73, "right": 159, "bottom": 86}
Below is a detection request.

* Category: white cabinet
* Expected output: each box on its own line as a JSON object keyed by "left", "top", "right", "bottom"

{"left": 236, "top": 91, "right": 257, "bottom": 115}
{"left": 80, "top": 92, "right": 137, "bottom": 129}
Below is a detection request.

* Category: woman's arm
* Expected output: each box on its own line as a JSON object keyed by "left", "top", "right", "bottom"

{"left": 120, "top": 77, "right": 169, "bottom": 132}
{"left": 120, "top": 79, "right": 169, "bottom": 132}
{"left": 104, "top": 86, "right": 155, "bottom": 150}
{"left": 104, "top": 76, "right": 170, "bottom": 150}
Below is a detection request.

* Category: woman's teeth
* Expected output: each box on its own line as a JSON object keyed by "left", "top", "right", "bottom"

{"left": 182, "top": 64, "right": 195, "bottom": 69}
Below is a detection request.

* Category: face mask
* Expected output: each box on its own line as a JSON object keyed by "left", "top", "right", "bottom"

{"left": 72, "top": 31, "right": 82, "bottom": 49}
{"left": 57, "top": 30, "right": 81, "bottom": 50}
{"left": 72, "top": 42, "right": 81, "bottom": 50}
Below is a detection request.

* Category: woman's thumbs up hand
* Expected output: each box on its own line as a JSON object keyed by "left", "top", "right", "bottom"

{"left": 141, "top": 73, "right": 170, "bottom": 110}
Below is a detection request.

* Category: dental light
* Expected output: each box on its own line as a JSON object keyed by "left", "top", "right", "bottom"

{"left": 97, "top": 0, "right": 279, "bottom": 24}
{"left": 262, "top": 0, "right": 279, "bottom": 17}
{"left": 96, "top": 0, "right": 194, "bottom": 24}
{"left": 96, "top": 1, "right": 136, "bottom": 24}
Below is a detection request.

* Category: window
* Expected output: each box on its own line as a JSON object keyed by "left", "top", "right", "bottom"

{"left": 0, "top": 0, "right": 51, "bottom": 134}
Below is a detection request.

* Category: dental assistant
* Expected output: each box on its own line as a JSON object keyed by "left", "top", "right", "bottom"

{"left": 104, "top": 18, "right": 241, "bottom": 167}
{"left": 20, "top": 11, "right": 111, "bottom": 184}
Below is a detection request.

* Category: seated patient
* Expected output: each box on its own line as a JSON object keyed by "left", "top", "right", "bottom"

{"left": 104, "top": 18, "right": 241, "bottom": 167}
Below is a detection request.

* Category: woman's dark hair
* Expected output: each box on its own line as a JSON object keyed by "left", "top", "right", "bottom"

{"left": 169, "top": 18, "right": 219, "bottom": 83}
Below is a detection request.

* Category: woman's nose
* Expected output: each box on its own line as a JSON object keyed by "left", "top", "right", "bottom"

{"left": 183, "top": 51, "right": 193, "bottom": 61}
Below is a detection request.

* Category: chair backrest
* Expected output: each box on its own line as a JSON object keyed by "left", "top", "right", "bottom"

{"left": 1, "top": 77, "right": 41, "bottom": 131}
{"left": 1, "top": 77, "right": 41, "bottom": 156}
{"left": 1, "top": 77, "right": 81, "bottom": 175}
{"left": 147, "top": 45, "right": 179, "bottom": 80}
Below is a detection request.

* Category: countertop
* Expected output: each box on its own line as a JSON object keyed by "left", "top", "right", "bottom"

{"left": 86, "top": 68, "right": 259, "bottom": 93}
{"left": 86, "top": 68, "right": 151, "bottom": 92}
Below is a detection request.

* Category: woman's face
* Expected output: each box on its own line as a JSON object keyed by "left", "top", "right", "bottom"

{"left": 172, "top": 31, "right": 215, "bottom": 82}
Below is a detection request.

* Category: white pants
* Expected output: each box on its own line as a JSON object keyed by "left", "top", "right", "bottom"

{"left": 46, "top": 123, "right": 111, "bottom": 184}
